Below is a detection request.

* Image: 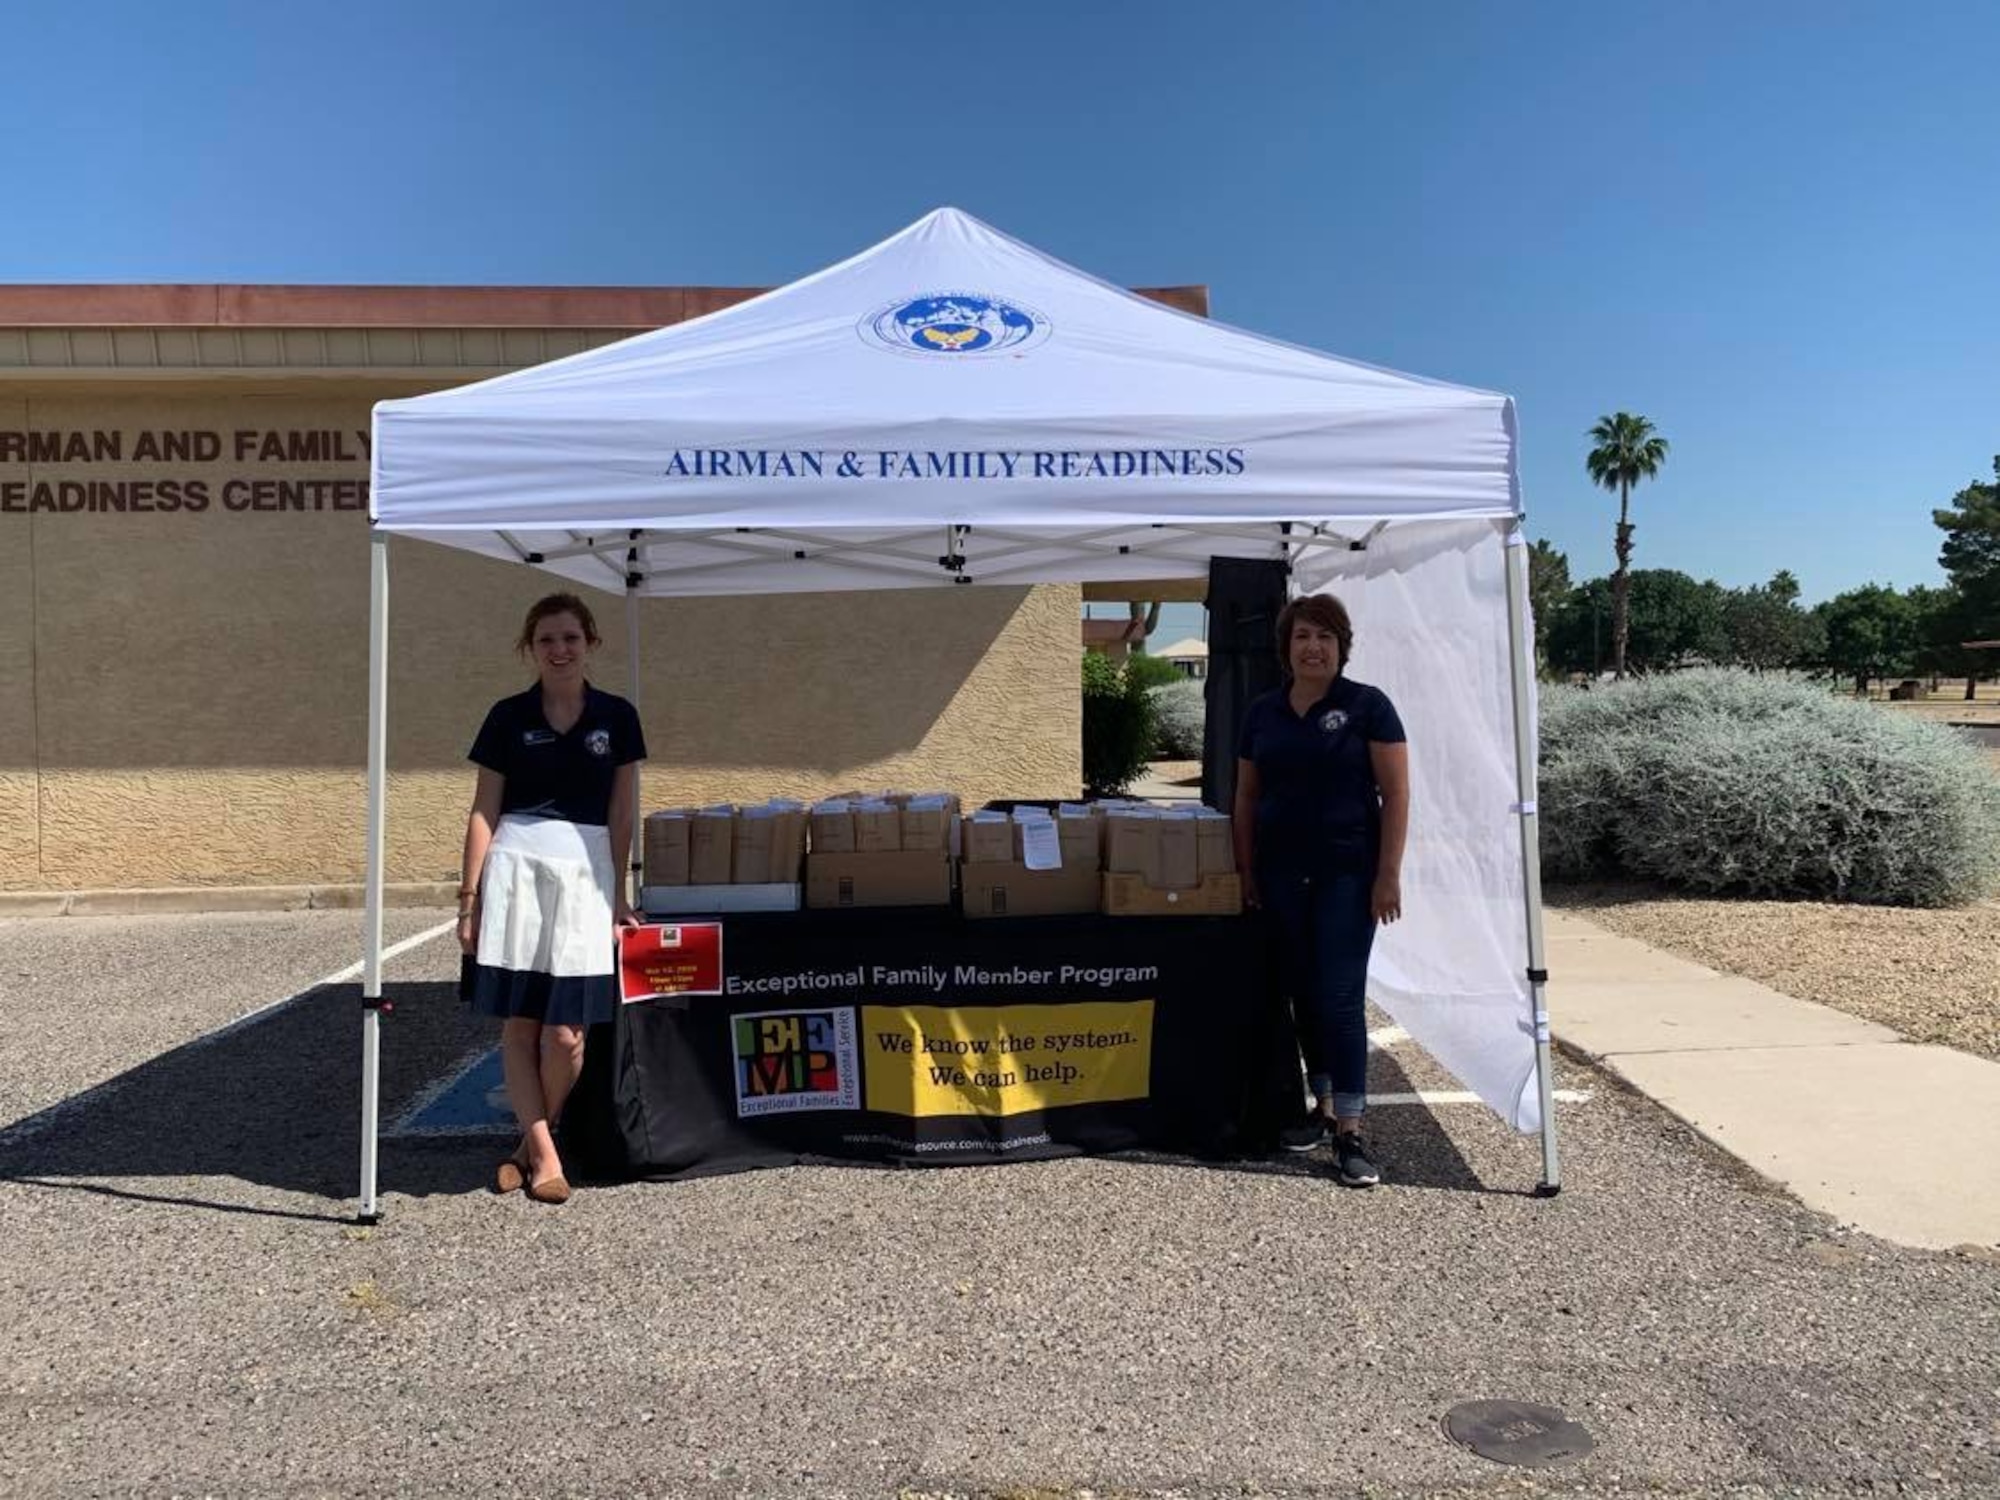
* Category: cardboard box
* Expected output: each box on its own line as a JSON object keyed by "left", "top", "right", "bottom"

{"left": 1157, "top": 813, "right": 1199, "bottom": 889}
{"left": 855, "top": 804, "right": 903, "bottom": 854}
{"left": 1101, "top": 870, "right": 1243, "bottom": 917}
{"left": 962, "top": 859, "right": 1101, "bottom": 918}
{"left": 962, "top": 814, "right": 1013, "bottom": 864}
{"left": 770, "top": 808, "right": 807, "bottom": 880}
{"left": 733, "top": 812, "right": 774, "bottom": 885}
{"left": 809, "top": 805, "right": 855, "bottom": 854}
{"left": 1104, "top": 812, "right": 1162, "bottom": 887}
{"left": 900, "top": 802, "right": 951, "bottom": 853}
{"left": 689, "top": 809, "right": 734, "bottom": 886}
{"left": 1195, "top": 814, "right": 1234, "bottom": 877}
{"left": 806, "top": 850, "right": 953, "bottom": 909}
{"left": 642, "top": 811, "right": 690, "bottom": 886}
{"left": 1057, "top": 813, "right": 1101, "bottom": 870}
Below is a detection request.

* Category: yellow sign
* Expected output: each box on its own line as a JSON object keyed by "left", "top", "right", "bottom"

{"left": 861, "top": 1001, "right": 1154, "bottom": 1117}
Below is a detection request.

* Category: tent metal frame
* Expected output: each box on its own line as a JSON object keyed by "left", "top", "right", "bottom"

{"left": 355, "top": 515, "right": 1560, "bottom": 1223}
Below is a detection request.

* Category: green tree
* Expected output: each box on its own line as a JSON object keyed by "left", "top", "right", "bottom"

{"left": 1527, "top": 539, "right": 1571, "bottom": 672}
{"left": 1545, "top": 569, "right": 1725, "bottom": 676}
{"left": 1932, "top": 457, "right": 2000, "bottom": 695}
{"left": 1585, "top": 412, "right": 1671, "bottom": 679}
{"left": 1722, "top": 571, "right": 1821, "bottom": 671}
{"left": 1816, "top": 585, "right": 1919, "bottom": 696}
{"left": 1908, "top": 584, "right": 1985, "bottom": 701}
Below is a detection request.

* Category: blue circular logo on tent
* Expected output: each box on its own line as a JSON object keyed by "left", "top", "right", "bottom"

{"left": 861, "top": 292, "right": 1050, "bottom": 357}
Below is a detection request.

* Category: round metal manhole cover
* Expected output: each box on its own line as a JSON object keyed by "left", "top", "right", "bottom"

{"left": 1443, "top": 1399, "right": 1595, "bottom": 1467}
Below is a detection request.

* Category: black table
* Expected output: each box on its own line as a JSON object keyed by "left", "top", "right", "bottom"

{"left": 564, "top": 907, "right": 1295, "bottom": 1180}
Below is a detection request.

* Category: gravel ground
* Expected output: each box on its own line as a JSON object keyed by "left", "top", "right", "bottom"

{"left": 2, "top": 911, "right": 1998, "bottom": 1497}
{"left": 1552, "top": 885, "right": 2000, "bottom": 1062}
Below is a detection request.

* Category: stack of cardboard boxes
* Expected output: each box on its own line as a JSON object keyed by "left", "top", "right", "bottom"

{"left": 642, "top": 801, "right": 808, "bottom": 912}
{"left": 1100, "top": 804, "right": 1241, "bottom": 915}
{"left": 638, "top": 792, "right": 1241, "bottom": 917}
{"left": 804, "top": 793, "right": 958, "bottom": 909}
{"left": 960, "top": 804, "right": 1103, "bottom": 917}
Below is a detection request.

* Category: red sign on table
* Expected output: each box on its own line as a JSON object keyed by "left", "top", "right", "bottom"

{"left": 619, "top": 922, "right": 724, "bottom": 1003}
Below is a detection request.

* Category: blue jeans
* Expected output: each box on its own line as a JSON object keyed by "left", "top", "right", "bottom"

{"left": 1260, "top": 868, "right": 1376, "bottom": 1120}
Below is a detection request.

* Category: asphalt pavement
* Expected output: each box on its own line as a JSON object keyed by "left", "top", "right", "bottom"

{"left": 1, "top": 908, "right": 1996, "bottom": 1498}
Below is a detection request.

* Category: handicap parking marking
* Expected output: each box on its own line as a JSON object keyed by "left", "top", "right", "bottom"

{"left": 386, "top": 1046, "right": 515, "bottom": 1137}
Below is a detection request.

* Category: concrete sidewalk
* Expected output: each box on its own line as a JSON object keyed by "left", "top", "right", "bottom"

{"left": 1546, "top": 907, "right": 2000, "bottom": 1252}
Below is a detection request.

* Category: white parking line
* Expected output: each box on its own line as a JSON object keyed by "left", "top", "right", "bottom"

{"left": 188, "top": 919, "right": 457, "bottom": 1051}
{"left": 0, "top": 918, "right": 456, "bottom": 1146}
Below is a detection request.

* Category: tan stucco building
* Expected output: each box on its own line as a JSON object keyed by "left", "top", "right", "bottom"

{"left": 0, "top": 283, "right": 1205, "bottom": 899}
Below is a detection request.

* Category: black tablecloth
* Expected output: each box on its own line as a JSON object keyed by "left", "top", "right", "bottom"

{"left": 563, "top": 907, "right": 1295, "bottom": 1180}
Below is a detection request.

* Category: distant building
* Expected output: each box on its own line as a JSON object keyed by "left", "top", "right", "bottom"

{"left": 1154, "top": 637, "right": 1208, "bottom": 680}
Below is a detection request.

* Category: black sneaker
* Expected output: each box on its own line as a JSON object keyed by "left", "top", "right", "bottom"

{"left": 1278, "top": 1116, "right": 1328, "bottom": 1154}
{"left": 1333, "top": 1131, "right": 1381, "bottom": 1187}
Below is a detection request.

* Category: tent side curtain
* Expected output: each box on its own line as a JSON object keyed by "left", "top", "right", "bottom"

{"left": 1295, "top": 518, "right": 1539, "bottom": 1131}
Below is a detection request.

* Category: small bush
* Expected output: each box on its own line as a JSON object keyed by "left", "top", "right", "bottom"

{"left": 1148, "top": 678, "right": 1206, "bottom": 760}
{"left": 1125, "top": 652, "right": 1186, "bottom": 691}
{"left": 1082, "top": 654, "right": 1158, "bottom": 796}
{"left": 1540, "top": 668, "right": 2000, "bottom": 907}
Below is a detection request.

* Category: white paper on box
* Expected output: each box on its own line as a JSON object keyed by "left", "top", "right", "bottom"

{"left": 1020, "top": 818, "right": 1062, "bottom": 871}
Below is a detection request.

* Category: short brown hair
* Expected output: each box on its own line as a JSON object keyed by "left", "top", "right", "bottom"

{"left": 516, "top": 592, "right": 602, "bottom": 654}
{"left": 1274, "top": 593, "right": 1354, "bottom": 675}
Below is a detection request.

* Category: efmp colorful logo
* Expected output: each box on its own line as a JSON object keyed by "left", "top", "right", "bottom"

{"left": 860, "top": 291, "right": 1050, "bottom": 357}
{"left": 733, "top": 1007, "right": 861, "bottom": 1117}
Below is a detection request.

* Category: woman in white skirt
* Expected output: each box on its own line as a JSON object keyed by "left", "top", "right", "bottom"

{"left": 457, "top": 592, "right": 646, "bottom": 1204}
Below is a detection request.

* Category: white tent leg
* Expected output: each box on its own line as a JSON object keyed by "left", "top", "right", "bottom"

{"left": 1502, "top": 521, "right": 1561, "bottom": 1194}
{"left": 624, "top": 571, "right": 643, "bottom": 907}
{"left": 358, "top": 530, "right": 390, "bottom": 1224}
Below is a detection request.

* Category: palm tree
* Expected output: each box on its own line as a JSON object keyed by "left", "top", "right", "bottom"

{"left": 1585, "top": 412, "right": 1670, "bottom": 678}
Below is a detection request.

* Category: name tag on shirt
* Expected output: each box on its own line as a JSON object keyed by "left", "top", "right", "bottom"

{"left": 521, "top": 729, "right": 558, "bottom": 746}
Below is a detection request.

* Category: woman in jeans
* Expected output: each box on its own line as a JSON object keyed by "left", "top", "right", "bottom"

{"left": 1233, "top": 592, "right": 1410, "bottom": 1186}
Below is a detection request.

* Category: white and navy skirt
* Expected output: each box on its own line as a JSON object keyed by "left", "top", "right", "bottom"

{"left": 466, "top": 815, "right": 619, "bottom": 1027}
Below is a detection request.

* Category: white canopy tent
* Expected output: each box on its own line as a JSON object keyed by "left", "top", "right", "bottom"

{"left": 363, "top": 207, "right": 1556, "bottom": 1219}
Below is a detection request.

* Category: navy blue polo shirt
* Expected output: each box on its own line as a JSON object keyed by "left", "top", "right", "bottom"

{"left": 468, "top": 683, "right": 647, "bottom": 828}
{"left": 1237, "top": 676, "right": 1406, "bottom": 877}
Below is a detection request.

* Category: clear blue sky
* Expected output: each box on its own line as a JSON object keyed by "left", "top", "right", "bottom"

{"left": 4, "top": 0, "right": 1994, "bottom": 612}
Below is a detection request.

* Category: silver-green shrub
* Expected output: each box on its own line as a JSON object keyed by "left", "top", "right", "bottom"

{"left": 1148, "top": 678, "right": 1207, "bottom": 759}
{"left": 1540, "top": 669, "right": 2000, "bottom": 906}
